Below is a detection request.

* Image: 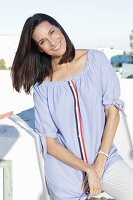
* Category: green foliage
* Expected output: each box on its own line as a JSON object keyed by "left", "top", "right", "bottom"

{"left": 7, "top": 66, "right": 12, "bottom": 70}
{"left": 0, "top": 59, "right": 7, "bottom": 70}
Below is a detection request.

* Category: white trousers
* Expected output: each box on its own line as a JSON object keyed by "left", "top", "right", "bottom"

{"left": 102, "top": 159, "right": 133, "bottom": 200}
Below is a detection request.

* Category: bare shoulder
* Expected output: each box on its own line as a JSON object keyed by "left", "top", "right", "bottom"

{"left": 74, "top": 49, "right": 88, "bottom": 65}
{"left": 75, "top": 49, "right": 88, "bottom": 58}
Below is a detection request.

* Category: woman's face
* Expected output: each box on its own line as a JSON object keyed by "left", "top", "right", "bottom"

{"left": 32, "top": 21, "right": 66, "bottom": 59}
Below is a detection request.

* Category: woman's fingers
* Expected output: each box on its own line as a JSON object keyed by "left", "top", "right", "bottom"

{"left": 83, "top": 180, "right": 102, "bottom": 197}
{"left": 83, "top": 182, "right": 89, "bottom": 193}
{"left": 82, "top": 166, "right": 103, "bottom": 198}
{"left": 81, "top": 174, "right": 88, "bottom": 190}
{"left": 88, "top": 182, "right": 102, "bottom": 198}
{"left": 87, "top": 167, "right": 103, "bottom": 198}
{"left": 87, "top": 184, "right": 101, "bottom": 199}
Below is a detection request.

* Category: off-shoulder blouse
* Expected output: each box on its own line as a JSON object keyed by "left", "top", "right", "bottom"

{"left": 33, "top": 49, "right": 127, "bottom": 200}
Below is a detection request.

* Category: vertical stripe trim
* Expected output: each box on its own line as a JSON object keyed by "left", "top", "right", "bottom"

{"left": 68, "top": 80, "right": 88, "bottom": 163}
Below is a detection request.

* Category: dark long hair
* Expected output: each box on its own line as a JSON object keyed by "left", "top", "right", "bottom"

{"left": 11, "top": 13, "right": 75, "bottom": 94}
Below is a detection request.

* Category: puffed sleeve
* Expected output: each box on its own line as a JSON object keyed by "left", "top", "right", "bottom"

{"left": 98, "top": 51, "right": 127, "bottom": 117}
{"left": 33, "top": 84, "right": 58, "bottom": 159}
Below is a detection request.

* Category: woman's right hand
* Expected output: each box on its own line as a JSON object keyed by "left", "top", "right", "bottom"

{"left": 81, "top": 166, "right": 102, "bottom": 199}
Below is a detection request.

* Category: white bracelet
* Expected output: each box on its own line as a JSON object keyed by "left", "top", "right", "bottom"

{"left": 97, "top": 150, "right": 109, "bottom": 158}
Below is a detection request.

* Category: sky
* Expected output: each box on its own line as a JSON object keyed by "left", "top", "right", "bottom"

{"left": 0, "top": 0, "right": 133, "bottom": 51}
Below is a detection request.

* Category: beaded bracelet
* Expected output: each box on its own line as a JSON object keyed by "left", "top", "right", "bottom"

{"left": 97, "top": 150, "right": 109, "bottom": 158}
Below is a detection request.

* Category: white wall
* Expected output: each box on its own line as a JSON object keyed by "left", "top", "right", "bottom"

{"left": 0, "top": 70, "right": 33, "bottom": 115}
{"left": 0, "top": 35, "right": 20, "bottom": 67}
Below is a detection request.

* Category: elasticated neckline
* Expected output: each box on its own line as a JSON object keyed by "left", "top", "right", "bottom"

{"left": 42, "top": 49, "right": 92, "bottom": 85}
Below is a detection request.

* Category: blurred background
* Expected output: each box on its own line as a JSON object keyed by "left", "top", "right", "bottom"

{"left": 0, "top": 1, "right": 133, "bottom": 199}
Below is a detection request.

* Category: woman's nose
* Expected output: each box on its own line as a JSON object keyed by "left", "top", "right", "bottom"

{"left": 49, "top": 38, "right": 56, "bottom": 46}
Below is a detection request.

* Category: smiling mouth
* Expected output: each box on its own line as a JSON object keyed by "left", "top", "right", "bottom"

{"left": 52, "top": 41, "right": 61, "bottom": 51}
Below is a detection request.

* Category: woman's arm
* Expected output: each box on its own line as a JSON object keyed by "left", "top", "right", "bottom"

{"left": 46, "top": 137, "right": 91, "bottom": 172}
{"left": 82, "top": 105, "right": 120, "bottom": 194}
{"left": 46, "top": 137, "right": 102, "bottom": 198}
{"left": 47, "top": 105, "right": 120, "bottom": 174}
{"left": 82, "top": 50, "right": 125, "bottom": 194}
{"left": 92, "top": 105, "right": 120, "bottom": 178}
{"left": 99, "top": 104, "right": 120, "bottom": 159}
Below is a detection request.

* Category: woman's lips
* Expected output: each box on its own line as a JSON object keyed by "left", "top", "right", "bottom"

{"left": 52, "top": 41, "right": 61, "bottom": 51}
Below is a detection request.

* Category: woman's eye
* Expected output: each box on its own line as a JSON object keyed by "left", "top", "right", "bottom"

{"left": 51, "top": 30, "right": 55, "bottom": 34}
{"left": 40, "top": 40, "right": 45, "bottom": 45}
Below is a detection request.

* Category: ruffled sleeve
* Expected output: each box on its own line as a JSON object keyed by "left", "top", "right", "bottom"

{"left": 97, "top": 50, "right": 127, "bottom": 117}
{"left": 33, "top": 83, "right": 58, "bottom": 159}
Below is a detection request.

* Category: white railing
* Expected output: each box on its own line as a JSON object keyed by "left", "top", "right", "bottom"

{"left": 0, "top": 160, "right": 12, "bottom": 200}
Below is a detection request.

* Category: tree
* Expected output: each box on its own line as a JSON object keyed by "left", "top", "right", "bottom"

{"left": 7, "top": 66, "right": 12, "bottom": 70}
{"left": 0, "top": 59, "right": 7, "bottom": 70}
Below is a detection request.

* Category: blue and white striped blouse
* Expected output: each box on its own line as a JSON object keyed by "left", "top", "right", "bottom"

{"left": 33, "top": 49, "right": 127, "bottom": 200}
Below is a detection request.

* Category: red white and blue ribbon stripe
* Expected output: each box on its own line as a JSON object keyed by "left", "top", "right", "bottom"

{"left": 68, "top": 80, "right": 88, "bottom": 163}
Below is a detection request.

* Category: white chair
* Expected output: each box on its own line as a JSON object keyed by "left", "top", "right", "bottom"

{"left": 0, "top": 114, "right": 50, "bottom": 200}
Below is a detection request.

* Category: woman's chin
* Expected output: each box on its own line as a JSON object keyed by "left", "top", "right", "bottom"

{"left": 51, "top": 49, "right": 66, "bottom": 59}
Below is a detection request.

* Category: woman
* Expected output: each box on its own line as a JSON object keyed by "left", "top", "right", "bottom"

{"left": 11, "top": 13, "right": 133, "bottom": 200}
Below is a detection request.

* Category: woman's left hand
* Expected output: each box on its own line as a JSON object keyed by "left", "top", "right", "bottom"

{"left": 81, "top": 154, "right": 107, "bottom": 193}
{"left": 92, "top": 154, "right": 107, "bottom": 179}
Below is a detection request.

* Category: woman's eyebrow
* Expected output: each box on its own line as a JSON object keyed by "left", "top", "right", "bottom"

{"left": 38, "top": 28, "right": 53, "bottom": 43}
{"left": 38, "top": 38, "right": 44, "bottom": 44}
